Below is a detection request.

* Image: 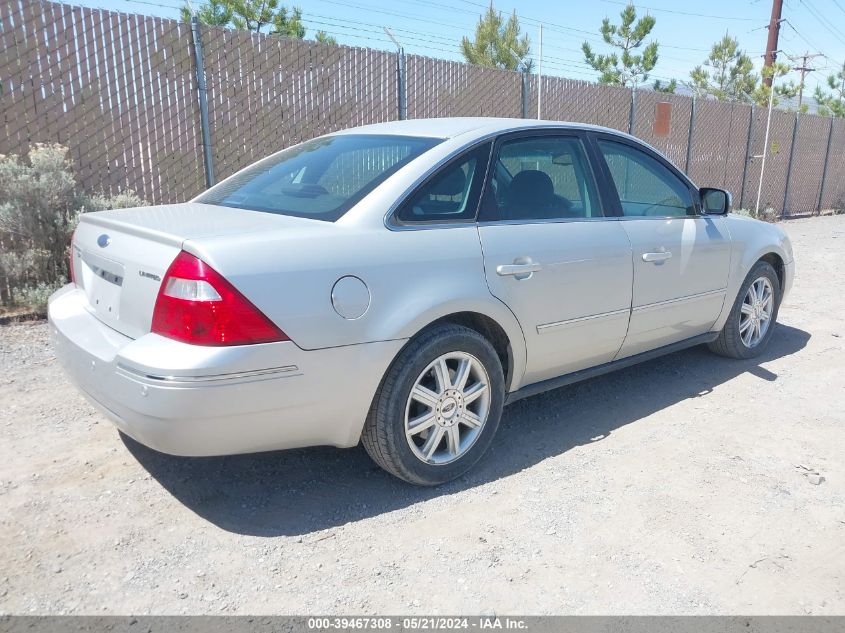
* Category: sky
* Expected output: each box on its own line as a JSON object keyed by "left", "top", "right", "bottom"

{"left": 64, "top": 0, "right": 845, "bottom": 97}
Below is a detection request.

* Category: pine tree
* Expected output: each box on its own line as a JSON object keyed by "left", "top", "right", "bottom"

{"left": 814, "top": 61, "right": 845, "bottom": 118}
{"left": 460, "top": 3, "right": 531, "bottom": 72}
{"left": 181, "top": 0, "right": 315, "bottom": 41}
{"left": 582, "top": 3, "right": 659, "bottom": 87}
{"left": 315, "top": 31, "right": 337, "bottom": 46}
{"left": 179, "top": 0, "right": 231, "bottom": 26}
{"left": 653, "top": 79, "right": 676, "bottom": 93}
{"left": 689, "top": 34, "right": 757, "bottom": 102}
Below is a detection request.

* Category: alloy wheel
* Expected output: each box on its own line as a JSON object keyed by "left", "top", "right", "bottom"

{"left": 404, "top": 351, "right": 491, "bottom": 465}
{"left": 739, "top": 276, "right": 774, "bottom": 348}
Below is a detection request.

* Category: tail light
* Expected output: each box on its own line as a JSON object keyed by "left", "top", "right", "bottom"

{"left": 151, "top": 251, "right": 289, "bottom": 346}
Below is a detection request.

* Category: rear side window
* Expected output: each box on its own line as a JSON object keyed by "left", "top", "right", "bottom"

{"left": 197, "top": 134, "right": 442, "bottom": 221}
{"left": 597, "top": 140, "right": 695, "bottom": 217}
{"left": 483, "top": 136, "right": 600, "bottom": 221}
{"left": 395, "top": 143, "right": 491, "bottom": 224}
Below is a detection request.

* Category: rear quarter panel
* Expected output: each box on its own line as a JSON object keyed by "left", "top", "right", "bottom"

{"left": 186, "top": 225, "right": 529, "bottom": 390}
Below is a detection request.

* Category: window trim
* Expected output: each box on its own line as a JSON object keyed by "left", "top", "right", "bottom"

{"left": 391, "top": 141, "right": 493, "bottom": 227}
{"left": 476, "top": 128, "right": 610, "bottom": 225}
{"left": 385, "top": 138, "right": 497, "bottom": 230}
{"left": 586, "top": 131, "right": 702, "bottom": 219}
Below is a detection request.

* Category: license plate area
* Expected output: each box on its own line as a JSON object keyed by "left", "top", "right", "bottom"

{"left": 79, "top": 249, "right": 125, "bottom": 321}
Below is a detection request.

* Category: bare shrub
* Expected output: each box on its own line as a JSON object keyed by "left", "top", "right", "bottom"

{"left": 0, "top": 144, "right": 147, "bottom": 310}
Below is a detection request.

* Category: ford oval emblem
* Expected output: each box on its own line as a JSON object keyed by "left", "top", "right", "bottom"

{"left": 97, "top": 234, "right": 111, "bottom": 248}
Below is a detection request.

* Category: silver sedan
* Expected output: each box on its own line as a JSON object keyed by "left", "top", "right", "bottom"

{"left": 49, "top": 118, "right": 795, "bottom": 485}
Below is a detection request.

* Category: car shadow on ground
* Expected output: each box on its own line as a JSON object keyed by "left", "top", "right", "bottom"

{"left": 124, "top": 324, "right": 810, "bottom": 537}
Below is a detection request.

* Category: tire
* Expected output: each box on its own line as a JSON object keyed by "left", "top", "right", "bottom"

{"left": 708, "top": 260, "right": 781, "bottom": 359}
{"left": 361, "top": 323, "right": 505, "bottom": 486}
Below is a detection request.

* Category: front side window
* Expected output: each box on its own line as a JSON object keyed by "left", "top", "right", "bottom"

{"left": 395, "top": 143, "right": 491, "bottom": 223}
{"left": 482, "top": 135, "right": 600, "bottom": 222}
{"left": 597, "top": 140, "right": 695, "bottom": 217}
{"left": 197, "top": 134, "right": 442, "bottom": 221}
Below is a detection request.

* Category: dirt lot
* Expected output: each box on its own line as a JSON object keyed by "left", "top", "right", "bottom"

{"left": 1, "top": 215, "right": 843, "bottom": 615}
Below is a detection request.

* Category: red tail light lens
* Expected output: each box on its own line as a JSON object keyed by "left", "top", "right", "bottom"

{"left": 151, "top": 251, "right": 289, "bottom": 346}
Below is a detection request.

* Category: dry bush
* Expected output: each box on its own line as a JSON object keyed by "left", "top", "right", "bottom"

{"left": 0, "top": 144, "right": 147, "bottom": 312}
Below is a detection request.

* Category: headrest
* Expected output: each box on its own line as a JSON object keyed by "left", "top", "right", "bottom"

{"left": 508, "top": 170, "right": 554, "bottom": 201}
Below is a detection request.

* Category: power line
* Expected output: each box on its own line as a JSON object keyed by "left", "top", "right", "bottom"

{"left": 122, "top": 0, "right": 182, "bottom": 11}
{"left": 118, "top": 0, "right": 728, "bottom": 87}
{"left": 800, "top": 0, "right": 845, "bottom": 45}
{"left": 598, "top": 0, "right": 760, "bottom": 21}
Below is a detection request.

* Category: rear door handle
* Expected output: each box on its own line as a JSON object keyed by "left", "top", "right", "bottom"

{"left": 496, "top": 259, "right": 543, "bottom": 280}
{"left": 642, "top": 251, "right": 672, "bottom": 263}
{"left": 496, "top": 263, "right": 543, "bottom": 276}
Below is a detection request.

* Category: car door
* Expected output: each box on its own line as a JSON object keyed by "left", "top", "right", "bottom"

{"left": 477, "top": 131, "right": 633, "bottom": 386}
{"left": 591, "top": 134, "right": 731, "bottom": 358}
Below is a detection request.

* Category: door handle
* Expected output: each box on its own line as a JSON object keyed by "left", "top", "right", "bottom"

{"left": 642, "top": 251, "right": 672, "bottom": 263}
{"left": 496, "top": 261, "right": 543, "bottom": 279}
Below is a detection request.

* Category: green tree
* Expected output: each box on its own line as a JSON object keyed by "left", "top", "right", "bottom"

{"left": 814, "top": 61, "right": 845, "bottom": 118}
{"left": 182, "top": 0, "right": 305, "bottom": 38}
{"left": 688, "top": 34, "right": 758, "bottom": 102}
{"left": 460, "top": 3, "right": 531, "bottom": 72}
{"left": 315, "top": 30, "right": 337, "bottom": 45}
{"left": 270, "top": 5, "right": 305, "bottom": 38}
{"left": 653, "top": 79, "right": 676, "bottom": 93}
{"left": 753, "top": 62, "right": 797, "bottom": 108}
{"left": 179, "top": 0, "right": 231, "bottom": 25}
{"left": 582, "top": 3, "right": 659, "bottom": 87}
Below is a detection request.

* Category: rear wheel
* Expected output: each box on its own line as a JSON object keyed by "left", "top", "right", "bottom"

{"left": 361, "top": 323, "right": 505, "bottom": 485}
{"left": 708, "top": 261, "right": 781, "bottom": 359}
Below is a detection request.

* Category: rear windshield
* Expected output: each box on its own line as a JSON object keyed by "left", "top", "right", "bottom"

{"left": 197, "top": 134, "right": 443, "bottom": 221}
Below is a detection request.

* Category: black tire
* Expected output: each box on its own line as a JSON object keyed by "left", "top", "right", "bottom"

{"left": 708, "top": 260, "right": 781, "bottom": 359}
{"left": 361, "top": 323, "right": 505, "bottom": 486}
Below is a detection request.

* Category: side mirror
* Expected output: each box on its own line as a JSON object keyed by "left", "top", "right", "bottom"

{"left": 700, "top": 188, "right": 732, "bottom": 215}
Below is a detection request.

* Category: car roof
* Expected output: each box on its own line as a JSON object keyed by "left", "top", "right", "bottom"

{"left": 331, "top": 117, "right": 638, "bottom": 142}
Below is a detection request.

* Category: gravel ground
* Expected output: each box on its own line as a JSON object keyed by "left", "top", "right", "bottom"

{"left": 1, "top": 215, "right": 844, "bottom": 615}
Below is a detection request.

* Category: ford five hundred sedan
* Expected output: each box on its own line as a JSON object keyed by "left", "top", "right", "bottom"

{"left": 49, "top": 118, "right": 795, "bottom": 485}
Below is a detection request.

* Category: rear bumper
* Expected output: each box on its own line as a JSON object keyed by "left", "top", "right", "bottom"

{"left": 48, "top": 285, "right": 404, "bottom": 456}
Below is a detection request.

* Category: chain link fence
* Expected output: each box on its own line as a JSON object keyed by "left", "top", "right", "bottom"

{"left": 0, "top": 0, "right": 205, "bottom": 203}
{"left": 525, "top": 75, "right": 632, "bottom": 133}
{"left": 202, "top": 27, "right": 399, "bottom": 182}
{"left": 2, "top": 0, "right": 845, "bottom": 215}
{"left": 687, "top": 99, "right": 752, "bottom": 200}
{"left": 406, "top": 55, "right": 522, "bottom": 120}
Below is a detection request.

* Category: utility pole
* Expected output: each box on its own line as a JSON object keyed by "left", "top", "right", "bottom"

{"left": 763, "top": 0, "right": 784, "bottom": 87}
{"left": 790, "top": 51, "right": 822, "bottom": 110}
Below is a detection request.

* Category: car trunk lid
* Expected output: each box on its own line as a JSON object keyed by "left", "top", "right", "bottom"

{"left": 71, "top": 202, "right": 323, "bottom": 339}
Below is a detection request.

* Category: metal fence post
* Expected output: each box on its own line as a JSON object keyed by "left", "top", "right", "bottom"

{"left": 521, "top": 72, "right": 529, "bottom": 119}
{"left": 739, "top": 105, "right": 755, "bottom": 209}
{"left": 397, "top": 47, "right": 407, "bottom": 120}
{"left": 817, "top": 117, "right": 835, "bottom": 214}
{"left": 628, "top": 88, "right": 637, "bottom": 134}
{"left": 781, "top": 111, "right": 799, "bottom": 217}
{"left": 684, "top": 96, "right": 696, "bottom": 172}
{"left": 191, "top": 16, "right": 215, "bottom": 188}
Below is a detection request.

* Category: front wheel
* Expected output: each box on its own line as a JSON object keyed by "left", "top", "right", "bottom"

{"left": 361, "top": 323, "right": 505, "bottom": 485}
{"left": 708, "top": 260, "right": 781, "bottom": 359}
